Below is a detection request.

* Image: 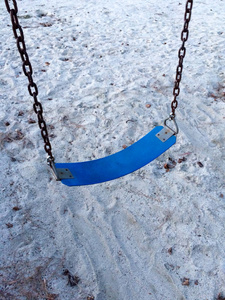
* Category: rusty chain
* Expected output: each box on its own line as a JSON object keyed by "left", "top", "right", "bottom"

{"left": 5, "top": 0, "right": 193, "bottom": 159}
{"left": 4, "top": 0, "right": 54, "bottom": 161}
{"left": 171, "top": 0, "right": 193, "bottom": 117}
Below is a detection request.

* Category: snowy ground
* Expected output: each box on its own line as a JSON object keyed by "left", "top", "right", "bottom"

{"left": 0, "top": 0, "right": 225, "bottom": 299}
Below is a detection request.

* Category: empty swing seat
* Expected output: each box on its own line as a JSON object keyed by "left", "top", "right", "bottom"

{"left": 54, "top": 126, "right": 176, "bottom": 187}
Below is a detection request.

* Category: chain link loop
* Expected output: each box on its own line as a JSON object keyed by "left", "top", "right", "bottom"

{"left": 5, "top": 0, "right": 194, "bottom": 158}
{"left": 171, "top": 0, "right": 193, "bottom": 117}
{"left": 5, "top": 0, "right": 54, "bottom": 160}
{"left": 5, "top": 0, "right": 18, "bottom": 14}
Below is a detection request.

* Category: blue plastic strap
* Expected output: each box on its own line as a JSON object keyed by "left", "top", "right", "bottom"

{"left": 55, "top": 126, "right": 176, "bottom": 186}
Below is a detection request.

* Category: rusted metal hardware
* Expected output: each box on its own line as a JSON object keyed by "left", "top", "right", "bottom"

{"left": 156, "top": 113, "right": 179, "bottom": 142}
{"left": 156, "top": 127, "right": 174, "bottom": 142}
{"left": 47, "top": 157, "right": 74, "bottom": 180}
{"left": 4, "top": 0, "right": 54, "bottom": 161}
{"left": 171, "top": 0, "right": 193, "bottom": 117}
{"left": 164, "top": 114, "right": 179, "bottom": 135}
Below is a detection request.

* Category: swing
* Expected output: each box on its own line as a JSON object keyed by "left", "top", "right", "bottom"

{"left": 4, "top": 0, "right": 193, "bottom": 186}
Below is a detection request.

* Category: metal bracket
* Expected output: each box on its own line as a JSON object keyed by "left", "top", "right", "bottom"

{"left": 156, "top": 115, "right": 179, "bottom": 142}
{"left": 164, "top": 114, "right": 179, "bottom": 135}
{"left": 47, "top": 157, "right": 74, "bottom": 180}
{"left": 56, "top": 168, "right": 74, "bottom": 180}
{"left": 156, "top": 126, "right": 174, "bottom": 142}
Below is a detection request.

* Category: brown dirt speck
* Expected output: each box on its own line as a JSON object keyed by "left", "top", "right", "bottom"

{"left": 182, "top": 278, "right": 190, "bottom": 286}
{"left": 197, "top": 161, "right": 204, "bottom": 168}
{"left": 168, "top": 247, "right": 173, "bottom": 255}
{"left": 6, "top": 223, "right": 13, "bottom": 228}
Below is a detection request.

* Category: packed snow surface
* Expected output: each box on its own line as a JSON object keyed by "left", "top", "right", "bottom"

{"left": 0, "top": 0, "right": 225, "bottom": 299}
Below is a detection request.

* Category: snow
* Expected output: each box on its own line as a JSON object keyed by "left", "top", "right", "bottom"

{"left": 0, "top": 0, "right": 225, "bottom": 299}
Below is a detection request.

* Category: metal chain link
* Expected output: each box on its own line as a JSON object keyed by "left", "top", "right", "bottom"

{"left": 4, "top": 0, "right": 54, "bottom": 161}
{"left": 171, "top": 0, "right": 193, "bottom": 117}
{"left": 5, "top": 0, "right": 193, "bottom": 159}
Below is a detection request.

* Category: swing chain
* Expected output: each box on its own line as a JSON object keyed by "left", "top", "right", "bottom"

{"left": 5, "top": 0, "right": 193, "bottom": 168}
{"left": 171, "top": 0, "right": 193, "bottom": 117}
{"left": 4, "top": 0, "right": 54, "bottom": 161}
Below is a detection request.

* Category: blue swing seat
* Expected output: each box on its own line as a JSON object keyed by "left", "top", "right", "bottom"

{"left": 54, "top": 126, "right": 176, "bottom": 186}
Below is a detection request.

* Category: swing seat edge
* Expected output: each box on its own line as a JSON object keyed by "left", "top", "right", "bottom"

{"left": 54, "top": 126, "right": 176, "bottom": 187}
